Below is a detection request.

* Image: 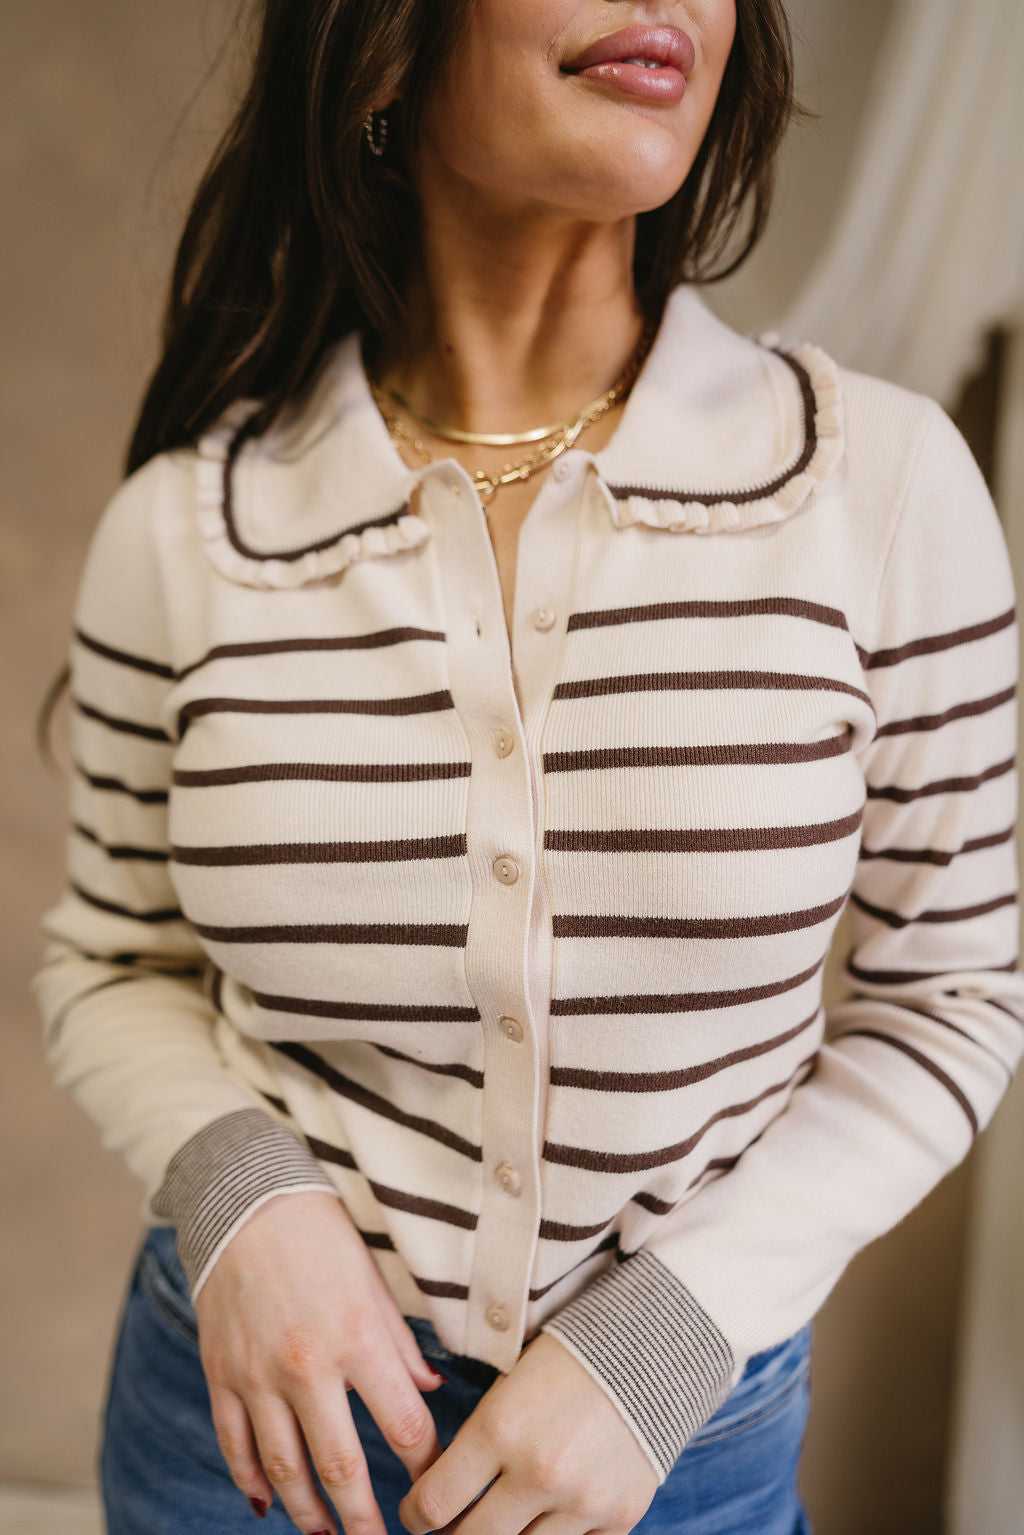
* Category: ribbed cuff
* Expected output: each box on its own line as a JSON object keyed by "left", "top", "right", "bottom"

{"left": 150, "top": 1107, "right": 338, "bottom": 1299}
{"left": 539, "top": 1248, "right": 736, "bottom": 1483}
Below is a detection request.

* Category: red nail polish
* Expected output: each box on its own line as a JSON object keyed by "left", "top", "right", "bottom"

{"left": 249, "top": 1496, "right": 269, "bottom": 1518}
{"left": 427, "top": 1364, "right": 450, "bottom": 1383}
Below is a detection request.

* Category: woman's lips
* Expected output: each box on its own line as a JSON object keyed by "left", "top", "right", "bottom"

{"left": 569, "top": 59, "right": 686, "bottom": 103}
{"left": 561, "top": 25, "right": 694, "bottom": 105}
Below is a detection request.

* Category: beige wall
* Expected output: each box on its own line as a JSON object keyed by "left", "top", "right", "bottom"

{"left": 0, "top": 3, "right": 995, "bottom": 1530}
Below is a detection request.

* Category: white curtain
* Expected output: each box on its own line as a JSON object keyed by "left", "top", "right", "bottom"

{"left": 772, "top": 3, "right": 1024, "bottom": 1527}
{"left": 944, "top": 328, "right": 1024, "bottom": 1535}
{"left": 780, "top": 0, "right": 1024, "bottom": 410}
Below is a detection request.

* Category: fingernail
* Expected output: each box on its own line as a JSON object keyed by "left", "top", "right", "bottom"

{"left": 249, "top": 1497, "right": 269, "bottom": 1518}
{"left": 426, "top": 1364, "right": 450, "bottom": 1383}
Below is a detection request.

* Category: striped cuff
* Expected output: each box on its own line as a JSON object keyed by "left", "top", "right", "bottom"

{"left": 539, "top": 1248, "right": 736, "bottom": 1483}
{"left": 150, "top": 1107, "right": 338, "bottom": 1298}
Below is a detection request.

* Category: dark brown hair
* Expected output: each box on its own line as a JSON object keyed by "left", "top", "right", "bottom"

{"left": 39, "top": 0, "right": 799, "bottom": 752}
{"left": 128, "top": 0, "right": 799, "bottom": 473}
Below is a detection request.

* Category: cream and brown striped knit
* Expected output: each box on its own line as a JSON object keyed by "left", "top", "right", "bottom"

{"left": 33, "top": 284, "right": 1024, "bottom": 1483}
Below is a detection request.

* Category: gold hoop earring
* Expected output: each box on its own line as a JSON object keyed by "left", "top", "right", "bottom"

{"left": 363, "top": 110, "right": 388, "bottom": 157}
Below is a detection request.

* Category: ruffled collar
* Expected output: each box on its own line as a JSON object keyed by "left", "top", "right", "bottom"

{"left": 193, "top": 285, "right": 845, "bottom": 589}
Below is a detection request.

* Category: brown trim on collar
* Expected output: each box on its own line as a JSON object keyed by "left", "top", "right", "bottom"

{"left": 603, "top": 348, "right": 817, "bottom": 506}
{"left": 222, "top": 413, "right": 411, "bottom": 562}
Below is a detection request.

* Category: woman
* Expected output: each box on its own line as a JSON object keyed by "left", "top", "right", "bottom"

{"left": 33, "top": 1, "right": 1024, "bottom": 1533}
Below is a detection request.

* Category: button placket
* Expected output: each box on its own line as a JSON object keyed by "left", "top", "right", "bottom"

{"left": 417, "top": 464, "right": 545, "bottom": 1367}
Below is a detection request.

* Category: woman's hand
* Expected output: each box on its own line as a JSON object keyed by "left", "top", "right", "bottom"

{"left": 194, "top": 1189, "right": 447, "bottom": 1535}
{"left": 397, "top": 1332, "right": 661, "bottom": 1535}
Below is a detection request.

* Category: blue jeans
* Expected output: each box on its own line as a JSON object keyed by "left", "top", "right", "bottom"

{"left": 101, "top": 1224, "right": 814, "bottom": 1534}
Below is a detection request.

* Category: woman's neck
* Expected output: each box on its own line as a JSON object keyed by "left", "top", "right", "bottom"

{"left": 372, "top": 182, "right": 646, "bottom": 436}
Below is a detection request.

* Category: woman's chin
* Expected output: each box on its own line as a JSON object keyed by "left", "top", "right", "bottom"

{"left": 540, "top": 167, "right": 690, "bottom": 223}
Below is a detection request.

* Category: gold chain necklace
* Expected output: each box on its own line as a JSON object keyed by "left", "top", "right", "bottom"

{"left": 367, "top": 320, "right": 654, "bottom": 502}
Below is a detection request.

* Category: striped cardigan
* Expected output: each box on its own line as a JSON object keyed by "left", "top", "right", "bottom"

{"left": 33, "top": 284, "right": 1024, "bottom": 1482}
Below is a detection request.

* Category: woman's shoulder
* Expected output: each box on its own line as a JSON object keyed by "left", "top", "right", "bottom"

{"left": 828, "top": 353, "right": 967, "bottom": 495}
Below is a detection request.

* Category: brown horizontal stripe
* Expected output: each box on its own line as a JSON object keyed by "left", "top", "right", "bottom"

{"left": 538, "top": 1214, "right": 618, "bottom": 1242}
{"left": 366, "top": 1183, "right": 478, "bottom": 1231}
{"left": 986, "top": 999, "right": 1024, "bottom": 1023}
{"left": 846, "top": 956, "right": 1019, "bottom": 986}
{"left": 413, "top": 1277, "right": 471, "bottom": 1300}
{"left": 256, "top": 990, "right": 479, "bottom": 1024}
{"left": 605, "top": 347, "right": 818, "bottom": 507}
{"left": 859, "top": 825, "right": 1015, "bottom": 866}
{"left": 171, "top": 833, "right": 467, "bottom": 866}
{"left": 373, "top": 1042, "right": 484, "bottom": 1089}
{"left": 270, "top": 1042, "right": 482, "bottom": 1160}
{"left": 545, "top": 809, "right": 863, "bottom": 856}
{"left": 551, "top": 1005, "right": 822, "bottom": 1091}
{"left": 238, "top": 1209, "right": 449, "bottom": 1282}
{"left": 862, "top": 608, "right": 1016, "bottom": 670}
{"left": 73, "top": 759, "right": 169, "bottom": 803}
{"left": 173, "top": 759, "right": 471, "bottom": 787}
{"left": 876, "top": 684, "right": 1015, "bottom": 738}
{"left": 553, "top": 670, "right": 872, "bottom": 709}
{"left": 566, "top": 598, "right": 850, "bottom": 634}
{"left": 631, "top": 1190, "right": 676, "bottom": 1215}
{"left": 176, "top": 627, "right": 446, "bottom": 681}
{"left": 553, "top": 893, "right": 848, "bottom": 941}
{"left": 850, "top": 890, "right": 1017, "bottom": 929}
{"left": 551, "top": 954, "right": 826, "bottom": 1016}
{"left": 74, "top": 627, "right": 175, "bottom": 678}
{"left": 299, "top": 1132, "right": 357, "bottom": 1171}
{"left": 73, "top": 821, "right": 169, "bottom": 863}
{"left": 543, "top": 1053, "right": 817, "bottom": 1173}
{"left": 867, "top": 757, "right": 1014, "bottom": 802}
{"left": 840, "top": 1028, "right": 978, "bottom": 1134}
{"left": 73, "top": 697, "right": 171, "bottom": 743}
{"left": 529, "top": 1233, "right": 622, "bottom": 1300}
{"left": 192, "top": 919, "right": 468, "bottom": 947}
{"left": 78, "top": 950, "right": 202, "bottom": 977}
{"left": 544, "top": 736, "right": 851, "bottom": 773}
{"left": 888, "top": 1001, "right": 1014, "bottom": 1076}
{"left": 179, "top": 690, "right": 454, "bottom": 733}
{"left": 256, "top": 1089, "right": 290, "bottom": 1115}
{"left": 302, "top": 1132, "right": 479, "bottom": 1230}
{"left": 359, "top": 1231, "right": 398, "bottom": 1253}
{"left": 686, "top": 1152, "right": 743, "bottom": 1191}
{"left": 70, "top": 878, "right": 183, "bottom": 925}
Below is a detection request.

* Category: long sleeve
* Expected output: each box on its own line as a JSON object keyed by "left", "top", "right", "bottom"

{"left": 540, "top": 399, "right": 1024, "bottom": 1481}
{"left": 32, "top": 456, "right": 336, "bottom": 1297}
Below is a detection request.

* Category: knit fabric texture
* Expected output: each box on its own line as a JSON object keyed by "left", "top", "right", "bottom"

{"left": 33, "top": 285, "right": 1024, "bottom": 1483}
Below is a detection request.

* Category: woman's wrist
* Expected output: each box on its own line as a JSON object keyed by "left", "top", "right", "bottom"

{"left": 150, "top": 1106, "right": 338, "bottom": 1299}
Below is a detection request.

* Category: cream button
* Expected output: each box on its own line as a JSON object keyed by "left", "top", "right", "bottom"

{"left": 499, "top": 1015, "right": 524, "bottom": 1042}
{"left": 552, "top": 459, "right": 572, "bottom": 482}
{"left": 532, "top": 606, "right": 557, "bottom": 632}
{"left": 495, "top": 1162, "right": 521, "bottom": 1195}
{"left": 494, "top": 729, "right": 515, "bottom": 759}
{"left": 486, "top": 1304, "right": 510, "bottom": 1332}
{"left": 493, "top": 855, "right": 519, "bottom": 885}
